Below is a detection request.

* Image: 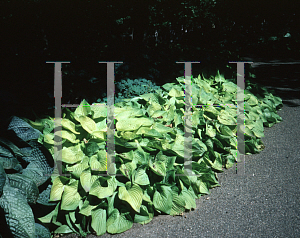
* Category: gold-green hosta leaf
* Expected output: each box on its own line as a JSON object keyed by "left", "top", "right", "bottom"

{"left": 118, "top": 182, "right": 143, "bottom": 213}
{"left": 220, "top": 125, "right": 236, "bottom": 137}
{"left": 50, "top": 176, "right": 70, "bottom": 201}
{"left": 91, "top": 130, "right": 106, "bottom": 140}
{"left": 116, "top": 118, "right": 154, "bottom": 131}
{"left": 247, "top": 94, "right": 259, "bottom": 106}
{"left": 62, "top": 144, "right": 85, "bottom": 164}
{"left": 170, "top": 189, "right": 186, "bottom": 216}
{"left": 76, "top": 115, "right": 97, "bottom": 133}
{"left": 133, "top": 167, "right": 150, "bottom": 186}
{"left": 61, "top": 180, "right": 81, "bottom": 210}
{"left": 204, "top": 106, "right": 219, "bottom": 119}
{"left": 89, "top": 177, "right": 117, "bottom": 199}
{"left": 218, "top": 110, "right": 236, "bottom": 125}
{"left": 206, "top": 123, "right": 216, "bottom": 138}
{"left": 96, "top": 119, "right": 107, "bottom": 132}
{"left": 115, "top": 108, "right": 145, "bottom": 121}
{"left": 222, "top": 81, "right": 237, "bottom": 93}
{"left": 61, "top": 130, "right": 79, "bottom": 143}
{"left": 153, "top": 185, "right": 173, "bottom": 214}
{"left": 44, "top": 133, "right": 54, "bottom": 144}
{"left": 89, "top": 150, "right": 107, "bottom": 171}
{"left": 74, "top": 99, "right": 91, "bottom": 117}
{"left": 79, "top": 199, "right": 97, "bottom": 216}
{"left": 106, "top": 208, "right": 133, "bottom": 234}
{"left": 91, "top": 208, "right": 107, "bottom": 236}
{"left": 80, "top": 168, "right": 92, "bottom": 193}
{"left": 147, "top": 102, "right": 162, "bottom": 117}
{"left": 169, "top": 87, "right": 184, "bottom": 97}
{"left": 66, "top": 156, "right": 90, "bottom": 179}
{"left": 92, "top": 105, "right": 107, "bottom": 119}
{"left": 61, "top": 118, "right": 80, "bottom": 134}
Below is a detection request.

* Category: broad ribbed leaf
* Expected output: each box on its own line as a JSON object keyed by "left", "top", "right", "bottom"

{"left": 153, "top": 185, "right": 173, "bottom": 214}
{"left": 106, "top": 208, "right": 133, "bottom": 234}
{"left": 61, "top": 118, "right": 80, "bottom": 134}
{"left": 62, "top": 144, "right": 85, "bottom": 164}
{"left": 0, "top": 184, "right": 35, "bottom": 238}
{"left": 118, "top": 182, "right": 143, "bottom": 212}
{"left": 91, "top": 208, "right": 106, "bottom": 236}
{"left": 61, "top": 180, "right": 81, "bottom": 210}
{"left": 89, "top": 177, "right": 117, "bottom": 199}
{"left": 50, "top": 176, "right": 69, "bottom": 201}
{"left": 80, "top": 168, "right": 92, "bottom": 192}
{"left": 76, "top": 115, "right": 97, "bottom": 134}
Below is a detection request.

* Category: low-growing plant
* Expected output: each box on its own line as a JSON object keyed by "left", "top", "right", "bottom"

{"left": 2, "top": 71, "right": 282, "bottom": 237}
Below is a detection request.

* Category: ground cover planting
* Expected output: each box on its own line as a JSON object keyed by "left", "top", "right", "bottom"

{"left": 0, "top": 71, "right": 283, "bottom": 237}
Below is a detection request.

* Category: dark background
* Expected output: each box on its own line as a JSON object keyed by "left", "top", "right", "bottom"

{"left": 1, "top": 0, "right": 299, "bottom": 124}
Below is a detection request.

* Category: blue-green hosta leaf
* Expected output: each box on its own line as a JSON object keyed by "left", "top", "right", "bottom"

{"left": 61, "top": 180, "right": 81, "bottom": 210}
{"left": 118, "top": 182, "right": 143, "bottom": 212}
{"left": 49, "top": 176, "right": 70, "bottom": 201}
{"left": 62, "top": 144, "right": 85, "bottom": 164}
{"left": 80, "top": 168, "right": 92, "bottom": 193}
{"left": 0, "top": 145, "right": 22, "bottom": 171}
{"left": 74, "top": 99, "right": 91, "bottom": 117}
{"left": 35, "top": 222, "right": 51, "bottom": 238}
{"left": 89, "top": 177, "right": 117, "bottom": 199}
{"left": 75, "top": 115, "right": 97, "bottom": 134}
{"left": 91, "top": 208, "right": 107, "bottom": 236}
{"left": 0, "top": 164, "right": 5, "bottom": 196}
{"left": 198, "top": 88, "right": 215, "bottom": 105}
{"left": 61, "top": 118, "right": 80, "bottom": 134}
{"left": 153, "top": 184, "right": 173, "bottom": 214}
{"left": 0, "top": 183, "right": 35, "bottom": 238}
{"left": 89, "top": 150, "right": 107, "bottom": 171}
{"left": 133, "top": 167, "right": 150, "bottom": 186}
{"left": 7, "top": 173, "right": 39, "bottom": 204}
{"left": 106, "top": 208, "right": 133, "bottom": 234}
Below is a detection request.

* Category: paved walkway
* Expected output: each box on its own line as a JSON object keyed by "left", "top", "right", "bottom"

{"left": 62, "top": 57, "right": 300, "bottom": 238}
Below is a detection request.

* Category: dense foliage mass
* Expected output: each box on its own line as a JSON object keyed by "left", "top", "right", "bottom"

{"left": 0, "top": 73, "right": 282, "bottom": 237}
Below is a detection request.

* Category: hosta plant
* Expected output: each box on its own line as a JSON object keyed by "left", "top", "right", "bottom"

{"left": 21, "top": 72, "right": 282, "bottom": 237}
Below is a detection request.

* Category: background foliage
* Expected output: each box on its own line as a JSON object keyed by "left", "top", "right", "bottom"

{"left": 0, "top": 0, "right": 299, "bottom": 121}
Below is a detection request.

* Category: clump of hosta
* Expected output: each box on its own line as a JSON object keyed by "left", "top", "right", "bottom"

{"left": 24, "top": 71, "right": 283, "bottom": 237}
